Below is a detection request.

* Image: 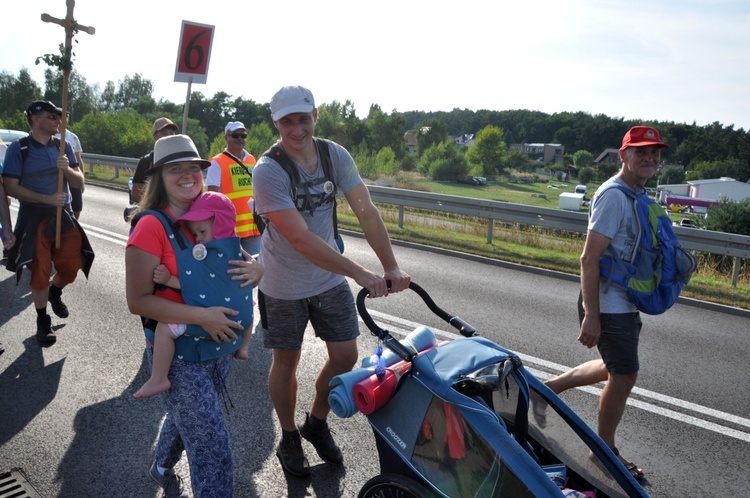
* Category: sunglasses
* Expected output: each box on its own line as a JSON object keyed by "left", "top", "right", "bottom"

{"left": 230, "top": 132, "right": 247, "bottom": 139}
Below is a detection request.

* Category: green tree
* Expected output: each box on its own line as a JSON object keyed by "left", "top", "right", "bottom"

{"left": 96, "top": 80, "right": 117, "bottom": 112}
{"left": 705, "top": 198, "right": 750, "bottom": 235}
{"left": 233, "top": 97, "right": 271, "bottom": 130}
{"left": 0, "top": 69, "right": 43, "bottom": 120}
{"left": 74, "top": 110, "right": 151, "bottom": 156}
{"left": 419, "top": 141, "right": 467, "bottom": 180}
{"left": 115, "top": 73, "right": 154, "bottom": 109}
{"left": 416, "top": 117, "right": 448, "bottom": 156}
{"left": 506, "top": 150, "right": 532, "bottom": 173}
{"left": 245, "top": 122, "right": 276, "bottom": 159}
{"left": 315, "top": 100, "right": 365, "bottom": 152}
{"left": 466, "top": 125, "right": 506, "bottom": 177}
{"left": 686, "top": 158, "right": 746, "bottom": 182}
{"left": 572, "top": 150, "right": 594, "bottom": 168}
{"left": 42, "top": 69, "right": 96, "bottom": 123}
{"left": 658, "top": 165, "right": 686, "bottom": 185}
{"left": 365, "top": 105, "right": 408, "bottom": 160}
{"left": 373, "top": 146, "right": 399, "bottom": 177}
{"left": 578, "top": 166, "right": 596, "bottom": 185}
{"left": 596, "top": 162, "right": 619, "bottom": 183}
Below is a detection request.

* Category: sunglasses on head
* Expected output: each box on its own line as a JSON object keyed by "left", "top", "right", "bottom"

{"left": 230, "top": 132, "right": 247, "bottom": 139}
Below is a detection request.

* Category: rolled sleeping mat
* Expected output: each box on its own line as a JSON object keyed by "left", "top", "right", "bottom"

{"left": 361, "top": 326, "right": 438, "bottom": 368}
{"left": 328, "top": 367, "right": 377, "bottom": 418}
{"left": 353, "top": 361, "right": 412, "bottom": 415}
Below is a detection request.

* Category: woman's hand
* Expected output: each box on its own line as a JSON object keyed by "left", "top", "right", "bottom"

{"left": 198, "top": 306, "right": 243, "bottom": 343}
{"left": 228, "top": 251, "right": 264, "bottom": 288}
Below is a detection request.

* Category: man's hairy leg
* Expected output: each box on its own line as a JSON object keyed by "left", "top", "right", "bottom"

{"left": 269, "top": 348, "right": 302, "bottom": 431}
{"left": 310, "top": 339, "right": 358, "bottom": 420}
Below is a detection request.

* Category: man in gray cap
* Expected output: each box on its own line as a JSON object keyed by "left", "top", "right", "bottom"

{"left": 131, "top": 117, "right": 179, "bottom": 204}
{"left": 253, "top": 85, "right": 410, "bottom": 477}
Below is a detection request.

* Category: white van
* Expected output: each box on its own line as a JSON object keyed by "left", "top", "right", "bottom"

{"left": 574, "top": 185, "right": 587, "bottom": 196}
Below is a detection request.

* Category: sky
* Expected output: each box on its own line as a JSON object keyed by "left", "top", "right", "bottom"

{"left": 3, "top": 0, "right": 750, "bottom": 130}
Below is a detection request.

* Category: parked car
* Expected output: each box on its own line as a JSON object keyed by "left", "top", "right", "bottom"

{"left": 457, "top": 176, "right": 487, "bottom": 186}
{"left": 0, "top": 129, "right": 29, "bottom": 168}
{"left": 0, "top": 129, "right": 28, "bottom": 144}
{"left": 679, "top": 218, "right": 696, "bottom": 228}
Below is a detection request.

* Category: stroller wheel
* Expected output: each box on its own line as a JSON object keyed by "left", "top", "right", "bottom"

{"left": 357, "top": 473, "right": 433, "bottom": 498}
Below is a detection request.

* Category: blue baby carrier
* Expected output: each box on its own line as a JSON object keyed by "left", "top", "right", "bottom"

{"left": 133, "top": 210, "right": 253, "bottom": 362}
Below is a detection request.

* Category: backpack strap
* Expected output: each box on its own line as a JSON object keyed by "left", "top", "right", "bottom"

{"left": 221, "top": 150, "right": 253, "bottom": 176}
{"left": 129, "top": 209, "right": 186, "bottom": 330}
{"left": 18, "top": 135, "right": 62, "bottom": 177}
{"left": 592, "top": 181, "right": 641, "bottom": 295}
{"left": 262, "top": 138, "right": 339, "bottom": 239}
{"left": 130, "top": 209, "right": 187, "bottom": 294}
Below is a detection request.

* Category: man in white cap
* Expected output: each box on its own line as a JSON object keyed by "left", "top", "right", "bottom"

{"left": 253, "top": 85, "right": 410, "bottom": 477}
{"left": 131, "top": 117, "right": 179, "bottom": 204}
{"left": 206, "top": 121, "right": 261, "bottom": 255}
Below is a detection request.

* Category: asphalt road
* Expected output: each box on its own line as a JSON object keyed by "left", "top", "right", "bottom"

{"left": 0, "top": 185, "right": 748, "bottom": 497}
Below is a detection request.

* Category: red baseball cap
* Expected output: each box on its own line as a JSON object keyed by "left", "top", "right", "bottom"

{"left": 177, "top": 192, "right": 237, "bottom": 239}
{"left": 620, "top": 126, "right": 670, "bottom": 151}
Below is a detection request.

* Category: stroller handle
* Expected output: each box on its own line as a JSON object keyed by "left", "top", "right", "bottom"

{"left": 356, "top": 281, "right": 477, "bottom": 361}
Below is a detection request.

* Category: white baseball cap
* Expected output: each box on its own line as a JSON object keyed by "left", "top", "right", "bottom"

{"left": 224, "top": 121, "right": 246, "bottom": 134}
{"left": 270, "top": 86, "right": 315, "bottom": 121}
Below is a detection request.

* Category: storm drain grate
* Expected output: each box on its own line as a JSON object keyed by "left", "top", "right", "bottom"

{"left": 0, "top": 469, "right": 43, "bottom": 498}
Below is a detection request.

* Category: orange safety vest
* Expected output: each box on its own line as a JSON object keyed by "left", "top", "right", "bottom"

{"left": 211, "top": 150, "right": 260, "bottom": 238}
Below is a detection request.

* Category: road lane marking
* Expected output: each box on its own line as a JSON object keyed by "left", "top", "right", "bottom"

{"left": 365, "top": 309, "right": 750, "bottom": 442}
{"left": 54, "top": 218, "right": 750, "bottom": 443}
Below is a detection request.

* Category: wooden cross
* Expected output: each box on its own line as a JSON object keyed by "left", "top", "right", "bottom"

{"left": 41, "top": 0, "right": 95, "bottom": 247}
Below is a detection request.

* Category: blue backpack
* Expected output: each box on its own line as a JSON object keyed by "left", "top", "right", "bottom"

{"left": 596, "top": 182, "right": 698, "bottom": 315}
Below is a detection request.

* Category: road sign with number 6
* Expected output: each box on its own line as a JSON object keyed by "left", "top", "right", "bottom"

{"left": 174, "top": 20, "right": 215, "bottom": 84}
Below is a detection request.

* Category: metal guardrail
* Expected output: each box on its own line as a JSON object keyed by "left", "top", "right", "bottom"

{"left": 367, "top": 186, "right": 749, "bottom": 286}
{"left": 367, "top": 185, "right": 750, "bottom": 258}
{"left": 82, "top": 154, "right": 750, "bottom": 284}
{"left": 81, "top": 152, "right": 138, "bottom": 178}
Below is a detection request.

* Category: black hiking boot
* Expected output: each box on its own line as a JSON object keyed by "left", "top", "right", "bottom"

{"left": 48, "top": 284, "right": 69, "bottom": 318}
{"left": 276, "top": 431, "right": 310, "bottom": 477}
{"left": 36, "top": 315, "right": 56, "bottom": 344}
{"left": 299, "top": 412, "right": 343, "bottom": 465}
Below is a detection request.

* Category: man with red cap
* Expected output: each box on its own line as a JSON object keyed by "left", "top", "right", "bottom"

{"left": 543, "top": 125, "right": 670, "bottom": 482}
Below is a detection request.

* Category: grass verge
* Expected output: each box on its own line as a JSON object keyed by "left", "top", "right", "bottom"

{"left": 88, "top": 166, "right": 749, "bottom": 310}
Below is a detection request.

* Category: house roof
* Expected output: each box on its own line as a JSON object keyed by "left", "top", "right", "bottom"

{"left": 687, "top": 177, "right": 741, "bottom": 186}
{"left": 594, "top": 148, "right": 620, "bottom": 163}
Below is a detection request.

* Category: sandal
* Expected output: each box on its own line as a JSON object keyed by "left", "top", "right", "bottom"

{"left": 610, "top": 446, "right": 645, "bottom": 480}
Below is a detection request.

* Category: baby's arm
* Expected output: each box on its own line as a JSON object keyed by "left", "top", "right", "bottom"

{"left": 153, "top": 264, "right": 181, "bottom": 289}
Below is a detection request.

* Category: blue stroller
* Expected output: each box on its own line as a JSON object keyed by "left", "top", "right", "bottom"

{"left": 331, "top": 282, "right": 650, "bottom": 498}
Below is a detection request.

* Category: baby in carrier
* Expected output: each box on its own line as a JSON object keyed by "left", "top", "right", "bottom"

{"left": 135, "top": 191, "right": 254, "bottom": 398}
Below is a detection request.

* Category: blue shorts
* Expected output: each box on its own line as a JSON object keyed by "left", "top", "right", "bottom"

{"left": 259, "top": 281, "right": 359, "bottom": 350}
